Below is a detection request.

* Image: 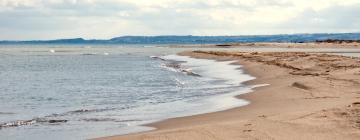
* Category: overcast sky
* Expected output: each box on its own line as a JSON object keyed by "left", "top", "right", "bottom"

{"left": 0, "top": 0, "right": 359, "bottom": 40}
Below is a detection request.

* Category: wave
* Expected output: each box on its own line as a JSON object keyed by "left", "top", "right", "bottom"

{"left": 0, "top": 118, "right": 68, "bottom": 129}
{"left": 81, "top": 53, "right": 98, "bottom": 55}
{"left": 80, "top": 52, "right": 110, "bottom": 56}
{"left": 151, "top": 55, "right": 201, "bottom": 77}
{"left": 162, "top": 55, "right": 255, "bottom": 85}
{"left": 0, "top": 112, "right": 15, "bottom": 115}
{"left": 0, "top": 108, "right": 120, "bottom": 129}
{"left": 81, "top": 118, "right": 141, "bottom": 123}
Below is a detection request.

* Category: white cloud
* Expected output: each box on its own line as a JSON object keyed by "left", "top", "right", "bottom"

{"left": 279, "top": 4, "right": 360, "bottom": 33}
{"left": 0, "top": 0, "right": 359, "bottom": 40}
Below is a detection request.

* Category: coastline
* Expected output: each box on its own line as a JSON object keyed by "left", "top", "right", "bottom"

{"left": 97, "top": 50, "right": 360, "bottom": 140}
{"left": 168, "top": 42, "right": 360, "bottom": 49}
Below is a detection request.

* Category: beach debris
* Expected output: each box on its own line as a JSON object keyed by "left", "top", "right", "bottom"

{"left": 215, "top": 44, "right": 232, "bottom": 47}
{"left": 165, "top": 62, "right": 181, "bottom": 69}
{"left": 48, "top": 120, "right": 68, "bottom": 123}
{"left": 181, "top": 69, "right": 201, "bottom": 77}
{"left": 292, "top": 82, "right": 311, "bottom": 90}
{"left": 243, "top": 129, "right": 253, "bottom": 132}
{"left": 49, "top": 49, "right": 55, "bottom": 53}
{"left": 289, "top": 71, "right": 325, "bottom": 76}
{"left": 190, "top": 51, "right": 360, "bottom": 79}
{"left": 316, "top": 39, "right": 360, "bottom": 44}
{"left": 152, "top": 56, "right": 201, "bottom": 77}
{"left": 71, "top": 109, "right": 91, "bottom": 113}
{"left": 150, "top": 56, "right": 166, "bottom": 61}
{"left": 82, "top": 53, "right": 97, "bottom": 55}
{"left": 251, "top": 84, "right": 270, "bottom": 88}
{"left": 244, "top": 123, "right": 252, "bottom": 126}
{"left": 351, "top": 102, "right": 360, "bottom": 107}
{"left": 330, "top": 103, "right": 360, "bottom": 129}
{"left": 304, "top": 96, "right": 340, "bottom": 100}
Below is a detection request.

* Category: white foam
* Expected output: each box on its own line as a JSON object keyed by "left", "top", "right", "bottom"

{"left": 163, "top": 55, "right": 256, "bottom": 86}
{"left": 159, "top": 54, "right": 260, "bottom": 114}
{"left": 92, "top": 54, "right": 263, "bottom": 137}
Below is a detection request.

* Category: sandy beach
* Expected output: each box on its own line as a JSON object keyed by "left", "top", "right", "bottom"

{"left": 97, "top": 43, "right": 360, "bottom": 140}
{"left": 169, "top": 42, "right": 360, "bottom": 49}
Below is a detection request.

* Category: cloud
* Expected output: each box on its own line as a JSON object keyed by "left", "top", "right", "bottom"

{"left": 280, "top": 3, "right": 360, "bottom": 33}
{"left": 0, "top": 0, "right": 359, "bottom": 40}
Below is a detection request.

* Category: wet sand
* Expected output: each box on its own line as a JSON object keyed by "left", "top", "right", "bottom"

{"left": 97, "top": 47, "right": 360, "bottom": 140}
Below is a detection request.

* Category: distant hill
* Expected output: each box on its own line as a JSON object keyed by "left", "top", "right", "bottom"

{"left": 1, "top": 33, "right": 360, "bottom": 45}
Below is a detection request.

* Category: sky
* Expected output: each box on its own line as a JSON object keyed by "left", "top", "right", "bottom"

{"left": 0, "top": 0, "right": 359, "bottom": 40}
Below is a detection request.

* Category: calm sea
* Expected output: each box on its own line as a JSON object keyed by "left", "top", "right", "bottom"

{"left": 0, "top": 45, "right": 254, "bottom": 140}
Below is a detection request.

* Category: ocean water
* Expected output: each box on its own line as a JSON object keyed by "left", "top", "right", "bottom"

{"left": 0, "top": 46, "right": 255, "bottom": 140}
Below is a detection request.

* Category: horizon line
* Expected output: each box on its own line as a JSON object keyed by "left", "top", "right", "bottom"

{"left": 1, "top": 32, "right": 360, "bottom": 42}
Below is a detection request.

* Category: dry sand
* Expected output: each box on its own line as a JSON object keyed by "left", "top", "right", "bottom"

{"left": 168, "top": 42, "right": 360, "bottom": 48}
{"left": 97, "top": 50, "right": 360, "bottom": 140}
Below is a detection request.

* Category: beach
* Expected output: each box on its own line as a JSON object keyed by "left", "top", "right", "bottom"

{"left": 1, "top": 0, "right": 360, "bottom": 139}
{"left": 98, "top": 44, "right": 360, "bottom": 140}
{"left": 168, "top": 42, "right": 360, "bottom": 49}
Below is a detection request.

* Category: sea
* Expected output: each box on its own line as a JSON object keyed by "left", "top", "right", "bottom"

{"left": 1, "top": 45, "right": 359, "bottom": 140}
{"left": 0, "top": 45, "right": 256, "bottom": 140}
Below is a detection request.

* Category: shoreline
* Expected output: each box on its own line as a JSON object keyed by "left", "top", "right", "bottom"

{"left": 97, "top": 50, "right": 360, "bottom": 140}
{"left": 94, "top": 53, "right": 265, "bottom": 140}
{"left": 89, "top": 53, "right": 260, "bottom": 139}
{"left": 142, "top": 54, "right": 256, "bottom": 129}
{"left": 167, "top": 42, "right": 360, "bottom": 49}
